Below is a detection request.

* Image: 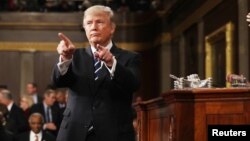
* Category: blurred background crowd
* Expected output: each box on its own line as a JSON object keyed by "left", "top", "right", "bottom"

{"left": 0, "top": 83, "right": 68, "bottom": 140}
{"left": 0, "top": 0, "right": 162, "bottom": 13}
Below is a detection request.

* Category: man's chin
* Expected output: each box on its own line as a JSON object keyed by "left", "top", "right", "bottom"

{"left": 90, "top": 40, "right": 101, "bottom": 46}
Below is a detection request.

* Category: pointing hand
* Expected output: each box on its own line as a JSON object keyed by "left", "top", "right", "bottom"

{"left": 57, "top": 32, "right": 75, "bottom": 60}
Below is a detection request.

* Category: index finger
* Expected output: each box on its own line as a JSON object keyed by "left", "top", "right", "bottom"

{"left": 58, "top": 32, "right": 72, "bottom": 45}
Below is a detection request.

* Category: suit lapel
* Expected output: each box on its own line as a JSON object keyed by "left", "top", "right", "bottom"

{"left": 41, "top": 131, "right": 47, "bottom": 141}
{"left": 110, "top": 44, "right": 121, "bottom": 60}
{"left": 27, "top": 132, "right": 31, "bottom": 141}
{"left": 85, "top": 47, "right": 96, "bottom": 95}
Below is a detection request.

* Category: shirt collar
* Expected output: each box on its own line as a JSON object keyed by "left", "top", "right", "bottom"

{"left": 90, "top": 41, "right": 113, "bottom": 56}
{"left": 30, "top": 131, "right": 42, "bottom": 141}
{"left": 32, "top": 94, "right": 37, "bottom": 103}
{"left": 7, "top": 101, "right": 14, "bottom": 111}
{"left": 43, "top": 102, "right": 49, "bottom": 109}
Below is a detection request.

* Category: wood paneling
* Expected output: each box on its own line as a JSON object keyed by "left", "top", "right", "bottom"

{"left": 0, "top": 51, "right": 58, "bottom": 102}
{"left": 0, "top": 51, "right": 21, "bottom": 101}
{"left": 34, "top": 51, "right": 58, "bottom": 94}
{"left": 134, "top": 88, "right": 250, "bottom": 141}
{"left": 206, "top": 102, "right": 244, "bottom": 114}
{"left": 148, "top": 119, "right": 161, "bottom": 141}
{"left": 207, "top": 114, "right": 245, "bottom": 125}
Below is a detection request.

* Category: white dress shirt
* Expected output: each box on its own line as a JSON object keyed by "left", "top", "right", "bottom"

{"left": 30, "top": 131, "right": 42, "bottom": 141}
{"left": 32, "top": 94, "right": 38, "bottom": 104}
{"left": 7, "top": 101, "right": 14, "bottom": 112}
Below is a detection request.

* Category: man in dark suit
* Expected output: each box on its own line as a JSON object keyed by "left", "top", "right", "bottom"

{"left": 15, "top": 113, "right": 56, "bottom": 141}
{"left": 0, "top": 103, "right": 14, "bottom": 141}
{"left": 52, "top": 5, "right": 141, "bottom": 141}
{"left": 26, "top": 82, "right": 43, "bottom": 104}
{"left": 0, "top": 89, "right": 29, "bottom": 135}
{"left": 30, "top": 89, "right": 60, "bottom": 136}
{"left": 54, "top": 88, "right": 67, "bottom": 125}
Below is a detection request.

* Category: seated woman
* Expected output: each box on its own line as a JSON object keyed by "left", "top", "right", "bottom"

{"left": 19, "top": 95, "right": 33, "bottom": 120}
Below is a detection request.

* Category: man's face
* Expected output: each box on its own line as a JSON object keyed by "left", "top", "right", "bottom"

{"left": 0, "top": 93, "right": 7, "bottom": 105}
{"left": 29, "top": 115, "right": 43, "bottom": 134}
{"left": 56, "top": 92, "right": 66, "bottom": 103}
{"left": 83, "top": 12, "right": 115, "bottom": 47}
{"left": 0, "top": 94, "right": 3, "bottom": 104}
{"left": 26, "top": 84, "right": 37, "bottom": 95}
{"left": 44, "top": 93, "right": 56, "bottom": 106}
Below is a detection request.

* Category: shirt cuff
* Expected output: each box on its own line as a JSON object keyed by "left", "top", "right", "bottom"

{"left": 104, "top": 56, "right": 117, "bottom": 79}
{"left": 57, "top": 56, "right": 72, "bottom": 75}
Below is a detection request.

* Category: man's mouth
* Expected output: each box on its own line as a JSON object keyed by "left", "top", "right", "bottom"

{"left": 90, "top": 33, "right": 100, "bottom": 37}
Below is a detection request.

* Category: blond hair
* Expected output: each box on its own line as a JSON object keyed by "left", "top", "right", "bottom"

{"left": 20, "top": 95, "right": 33, "bottom": 107}
{"left": 83, "top": 5, "right": 115, "bottom": 25}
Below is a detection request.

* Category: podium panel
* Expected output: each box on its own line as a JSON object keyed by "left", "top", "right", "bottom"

{"left": 134, "top": 88, "right": 250, "bottom": 141}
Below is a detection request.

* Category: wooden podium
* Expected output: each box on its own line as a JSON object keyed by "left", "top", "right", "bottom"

{"left": 133, "top": 88, "right": 250, "bottom": 141}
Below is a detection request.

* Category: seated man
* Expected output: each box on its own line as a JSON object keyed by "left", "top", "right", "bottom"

{"left": 0, "top": 103, "right": 14, "bottom": 141}
{"left": 30, "top": 89, "right": 60, "bottom": 136}
{"left": 15, "top": 113, "right": 56, "bottom": 141}
{"left": 0, "top": 89, "right": 29, "bottom": 135}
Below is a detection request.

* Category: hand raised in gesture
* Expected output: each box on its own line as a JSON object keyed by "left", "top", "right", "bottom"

{"left": 57, "top": 32, "right": 75, "bottom": 60}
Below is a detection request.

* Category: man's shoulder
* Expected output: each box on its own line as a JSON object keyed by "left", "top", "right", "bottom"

{"left": 11, "top": 103, "right": 23, "bottom": 112}
{"left": 15, "top": 131, "right": 29, "bottom": 139}
{"left": 30, "top": 103, "right": 43, "bottom": 111}
{"left": 116, "top": 47, "right": 140, "bottom": 59}
{"left": 113, "top": 45, "right": 139, "bottom": 56}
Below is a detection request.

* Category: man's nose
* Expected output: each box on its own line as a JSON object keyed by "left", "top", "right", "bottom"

{"left": 90, "top": 23, "right": 97, "bottom": 30}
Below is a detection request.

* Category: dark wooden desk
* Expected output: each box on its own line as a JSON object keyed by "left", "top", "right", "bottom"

{"left": 134, "top": 88, "right": 250, "bottom": 141}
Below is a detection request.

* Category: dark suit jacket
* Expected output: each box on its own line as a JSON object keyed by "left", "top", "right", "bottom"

{"left": 29, "top": 103, "right": 61, "bottom": 136}
{"left": 53, "top": 102, "right": 65, "bottom": 126}
{"left": 5, "top": 104, "right": 29, "bottom": 135}
{"left": 52, "top": 45, "right": 140, "bottom": 141}
{"left": 0, "top": 127, "right": 14, "bottom": 141}
{"left": 15, "top": 131, "right": 56, "bottom": 141}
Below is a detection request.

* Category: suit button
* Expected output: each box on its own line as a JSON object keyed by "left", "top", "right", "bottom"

{"left": 92, "top": 106, "right": 96, "bottom": 110}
